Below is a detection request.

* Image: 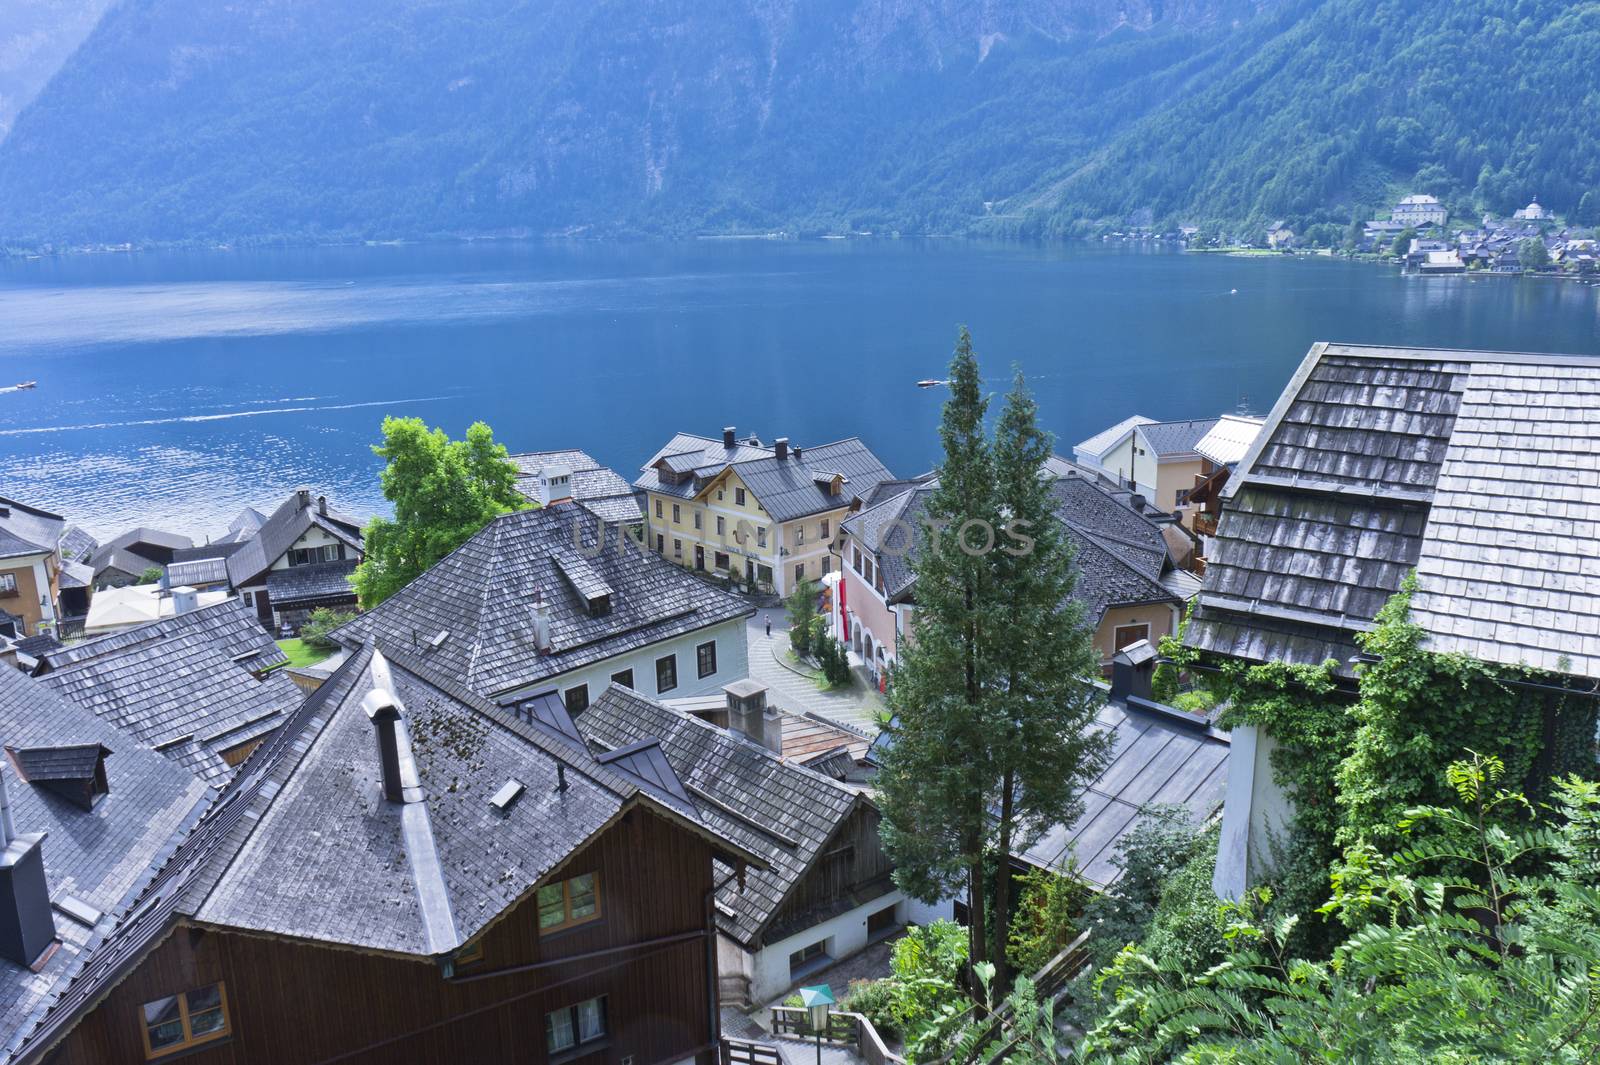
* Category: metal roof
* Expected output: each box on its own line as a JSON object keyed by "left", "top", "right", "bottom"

{"left": 636, "top": 433, "right": 895, "bottom": 522}
{"left": 1072, "top": 415, "right": 1154, "bottom": 460}
{"left": 1137, "top": 418, "right": 1221, "bottom": 458}
{"left": 1193, "top": 414, "right": 1265, "bottom": 467}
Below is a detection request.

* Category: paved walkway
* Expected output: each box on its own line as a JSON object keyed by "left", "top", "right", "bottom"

{"left": 746, "top": 613, "right": 885, "bottom": 735}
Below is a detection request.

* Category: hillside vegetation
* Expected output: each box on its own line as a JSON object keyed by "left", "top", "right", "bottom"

{"left": 1, "top": 0, "right": 1596, "bottom": 245}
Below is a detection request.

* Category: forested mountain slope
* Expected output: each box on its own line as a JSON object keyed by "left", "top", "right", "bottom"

{"left": 0, "top": 0, "right": 116, "bottom": 142}
{"left": 1, "top": 0, "right": 1596, "bottom": 245}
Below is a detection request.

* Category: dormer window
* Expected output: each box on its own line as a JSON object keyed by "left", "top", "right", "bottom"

{"left": 6, "top": 743, "right": 111, "bottom": 810}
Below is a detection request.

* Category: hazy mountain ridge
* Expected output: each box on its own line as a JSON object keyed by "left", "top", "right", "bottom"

{"left": 0, "top": 0, "right": 116, "bottom": 141}
{"left": 2, "top": 0, "right": 1595, "bottom": 245}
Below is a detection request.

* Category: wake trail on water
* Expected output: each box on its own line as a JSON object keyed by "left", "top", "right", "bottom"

{"left": 0, "top": 395, "right": 450, "bottom": 436}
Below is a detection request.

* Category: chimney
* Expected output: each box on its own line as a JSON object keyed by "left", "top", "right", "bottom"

{"left": 1110, "top": 639, "right": 1157, "bottom": 704}
{"left": 297, "top": 488, "right": 312, "bottom": 510}
{"left": 792, "top": 445, "right": 803, "bottom": 461}
{"left": 530, "top": 590, "right": 553, "bottom": 655}
{"left": 724, "top": 680, "right": 782, "bottom": 755}
{"left": 722, "top": 426, "right": 736, "bottom": 448}
{"left": 172, "top": 586, "right": 199, "bottom": 615}
{"left": 361, "top": 690, "right": 412, "bottom": 803}
{"left": 0, "top": 762, "right": 55, "bottom": 968}
{"left": 774, "top": 437, "right": 789, "bottom": 460}
{"left": 1128, "top": 493, "right": 1146, "bottom": 513}
{"left": 535, "top": 465, "right": 573, "bottom": 507}
{"left": 317, "top": 495, "right": 328, "bottom": 517}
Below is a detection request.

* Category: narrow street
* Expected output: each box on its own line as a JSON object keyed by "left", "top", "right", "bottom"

{"left": 744, "top": 610, "right": 885, "bottom": 736}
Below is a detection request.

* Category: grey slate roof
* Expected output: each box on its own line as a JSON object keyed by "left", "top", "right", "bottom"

{"left": 0, "top": 669, "right": 208, "bottom": 1065}
{"left": 576, "top": 685, "right": 862, "bottom": 949}
{"left": 334, "top": 503, "right": 752, "bottom": 697}
{"left": 225, "top": 489, "right": 363, "bottom": 588}
{"left": 264, "top": 558, "right": 358, "bottom": 607}
{"left": 35, "top": 600, "right": 300, "bottom": 784}
{"left": 637, "top": 433, "right": 895, "bottom": 522}
{"left": 56, "top": 561, "right": 92, "bottom": 591}
{"left": 56, "top": 525, "right": 97, "bottom": 564}
{"left": 1189, "top": 342, "right": 1600, "bottom": 679}
{"left": 513, "top": 449, "right": 645, "bottom": 525}
{"left": 843, "top": 465, "right": 1180, "bottom": 621}
{"left": 0, "top": 497, "right": 63, "bottom": 560}
{"left": 1137, "top": 418, "right": 1221, "bottom": 458}
{"left": 1016, "top": 696, "right": 1229, "bottom": 889}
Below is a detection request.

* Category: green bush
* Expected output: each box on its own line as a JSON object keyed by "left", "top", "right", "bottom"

{"left": 840, "top": 978, "right": 899, "bottom": 1038}
{"left": 816, "top": 634, "right": 852, "bottom": 687}
{"left": 300, "top": 607, "right": 356, "bottom": 650}
{"left": 1006, "top": 865, "right": 1087, "bottom": 976}
{"left": 887, "top": 919, "right": 969, "bottom": 1048}
{"left": 140, "top": 566, "right": 164, "bottom": 584}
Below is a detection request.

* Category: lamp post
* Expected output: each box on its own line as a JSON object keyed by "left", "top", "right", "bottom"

{"left": 798, "top": 984, "right": 835, "bottom": 1065}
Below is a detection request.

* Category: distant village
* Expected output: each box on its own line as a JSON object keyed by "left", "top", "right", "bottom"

{"left": 0, "top": 339, "right": 1596, "bottom": 1062}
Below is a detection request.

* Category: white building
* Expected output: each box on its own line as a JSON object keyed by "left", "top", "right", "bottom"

{"left": 1392, "top": 193, "right": 1448, "bottom": 227}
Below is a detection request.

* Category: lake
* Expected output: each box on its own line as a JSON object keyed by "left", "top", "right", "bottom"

{"left": 1, "top": 240, "right": 1597, "bottom": 539}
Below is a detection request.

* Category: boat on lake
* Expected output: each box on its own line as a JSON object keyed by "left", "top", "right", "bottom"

{"left": 916, "top": 379, "right": 944, "bottom": 388}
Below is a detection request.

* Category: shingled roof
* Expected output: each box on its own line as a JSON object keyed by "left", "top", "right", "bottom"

{"left": 225, "top": 489, "right": 363, "bottom": 588}
{"left": 576, "top": 685, "right": 863, "bottom": 949}
{"left": 0, "top": 497, "right": 63, "bottom": 561}
{"left": 843, "top": 464, "right": 1181, "bottom": 622}
{"left": 264, "top": 558, "right": 358, "bottom": 608}
{"left": 0, "top": 669, "right": 208, "bottom": 1065}
{"left": 35, "top": 600, "right": 300, "bottom": 784}
{"left": 1137, "top": 418, "right": 1220, "bottom": 458}
{"left": 636, "top": 433, "right": 894, "bottom": 522}
{"left": 334, "top": 503, "right": 752, "bottom": 698}
{"left": 512, "top": 449, "right": 644, "bottom": 525}
{"left": 1189, "top": 342, "right": 1600, "bottom": 679}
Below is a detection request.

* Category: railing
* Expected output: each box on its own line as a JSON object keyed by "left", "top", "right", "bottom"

{"left": 723, "top": 1037, "right": 784, "bottom": 1065}
{"left": 771, "top": 1007, "right": 907, "bottom": 1065}
{"left": 1193, "top": 512, "right": 1219, "bottom": 537}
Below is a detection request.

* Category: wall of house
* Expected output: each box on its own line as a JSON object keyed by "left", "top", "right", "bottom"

{"left": 265, "top": 526, "right": 351, "bottom": 572}
{"left": 511, "top": 616, "right": 751, "bottom": 710}
{"left": 1093, "top": 602, "right": 1179, "bottom": 666}
{"left": 747, "top": 890, "right": 953, "bottom": 1005}
{"left": 44, "top": 807, "right": 721, "bottom": 1065}
{"left": 1102, "top": 434, "right": 1140, "bottom": 489}
{"left": 0, "top": 552, "right": 53, "bottom": 635}
{"left": 647, "top": 470, "right": 779, "bottom": 588}
{"left": 1130, "top": 435, "right": 1160, "bottom": 497}
{"left": 778, "top": 511, "right": 844, "bottom": 596}
{"left": 1154, "top": 458, "right": 1205, "bottom": 512}
{"left": 840, "top": 542, "right": 898, "bottom": 666}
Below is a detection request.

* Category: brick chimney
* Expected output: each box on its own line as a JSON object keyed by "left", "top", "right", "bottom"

{"left": 774, "top": 437, "right": 789, "bottom": 460}
{"left": 317, "top": 494, "right": 329, "bottom": 517}
{"left": 723, "top": 680, "right": 781, "bottom": 755}
{"left": 0, "top": 761, "right": 55, "bottom": 967}
{"left": 722, "top": 426, "right": 736, "bottom": 448}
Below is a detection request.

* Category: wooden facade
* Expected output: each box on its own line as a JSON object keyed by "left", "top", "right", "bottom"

{"left": 763, "top": 803, "right": 892, "bottom": 945}
{"left": 42, "top": 807, "right": 721, "bottom": 1065}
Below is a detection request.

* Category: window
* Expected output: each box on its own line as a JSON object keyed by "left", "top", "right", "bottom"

{"left": 714, "top": 551, "right": 729, "bottom": 570}
{"left": 610, "top": 668, "right": 633, "bottom": 690}
{"left": 735, "top": 487, "right": 746, "bottom": 506}
{"left": 654, "top": 499, "right": 663, "bottom": 518}
{"left": 655, "top": 534, "right": 664, "bottom": 553}
{"left": 716, "top": 515, "right": 725, "bottom": 536}
{"left": 789, "top": 940, "right": 829, "bottom": 978}
{"left": 867, "top": 903, "right": 899, "bottom": 939}
{"left": 140, "top": 983, "right": 230, "bottom": 1059}
{"left": 0, "top": 573, "right": 15, "bottom": 596}
{"left": 853, "top": 547, "right": 862, "bottom": 574}
{"left": 795, "top": 563, "right": 805, "bottom": 585}
{"left": 672, "top": 538, "right": 682, "bottom": 558}
{"left": 672, "top": 503, "right": 681, "bottom": 523}
{"left": 756, "top": 564, "right": 773, "bottom": 585}
{"left": 694, "top": 510, "right": 702, "bottom": 530}
{"left": 697, "top": 640, "right": 717, "bottom": 679}
{"left": 820, "top": 518, "right": 830, "bottom": 540}
{"left": 756, "top": 527, "right": 767, "bottom": 548}
{"left": 564, "top": 684, "right": 589, "bottom": 716}
{"left": 539, "top": 871, "right": 600, "bottom": 934}
{"left": 656, "top": 653, "right": 678, "bottom": 693}
{"left": 287, "top": 544, "right": 340, "bottom": 567}
{"left": 796, "top": 525, "right": 806, "bottom": 546}
{"left": 1114, "top": 623, "right": 1151, "bottom": 652}
{"left": 821, "top": 557, "right": 831, "bottom": 576}
{"left": 863, "top": 558, "right": 874, "bottom": 586}
{"left": 546, "top": 995, "right": 607, "bottom": 1056}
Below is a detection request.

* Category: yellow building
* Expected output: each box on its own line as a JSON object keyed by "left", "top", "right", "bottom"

{"left": 0, "top": 495, "right": 66, "bottom": 639}
{"left": 635, "top": 428, "right": 894, "bottom": 596}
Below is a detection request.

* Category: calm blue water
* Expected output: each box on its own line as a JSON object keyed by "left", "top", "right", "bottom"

{"left": 1, "top": 240, "right": 1597, "bottom": 539}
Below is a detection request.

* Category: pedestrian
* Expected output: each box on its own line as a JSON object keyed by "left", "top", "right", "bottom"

{"left": 764, "top": 614, "right": 771, "bottom": 638}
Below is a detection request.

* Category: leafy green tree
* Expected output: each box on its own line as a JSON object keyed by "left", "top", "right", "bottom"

{"left": 1389, "top": 226, "right": 1416, "bottom": 258}
{"left": 1007, "top": 865, "right": 1087, "bottom": 976}
{"left": 786, "top": 577, "right": 821, "bottom": 657}
{"left": 1521, "top": 236, "right": 1552, "bottom": 270}
{"left": 879, "top": 327, "right": 1004, "bottom": 971}
{"left": 299, "top": 607, "right": 356, "bottom": 650}
{"left": 139, "top": 565, "right": 164, "bottom": 584}
{"left": 1079, "top": 753, "right": 1600, "bottom": 1064}
{"left": 350, "top": 417, "right": 525, "bottom": 607}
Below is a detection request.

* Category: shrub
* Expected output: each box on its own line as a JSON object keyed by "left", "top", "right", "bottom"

{"left": 139, "top": 566, "right": 164, "bottom": 584}
{"left": 1006, "top": 865, "right": 1087, "bottom": 976}
{"left": 840, "top": 978, "right": 899, "bottom": 1038}
{"left": 300, "top": 607, "right": 356, "bottom": 650}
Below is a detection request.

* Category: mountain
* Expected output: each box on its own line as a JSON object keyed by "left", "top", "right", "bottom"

{"left": 0, "top": 0, "right": 117, "bottom": 142}
{"left": 1, "top": 0, "right": 1597, "bottom": 246}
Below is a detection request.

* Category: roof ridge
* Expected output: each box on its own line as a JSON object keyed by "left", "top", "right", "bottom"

{"left": 463, "top": 519, "right": 502, "bottom": 690}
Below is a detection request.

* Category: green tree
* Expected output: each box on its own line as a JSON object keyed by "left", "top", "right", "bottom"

{"left": 1521, "top": 235, "right": 1552, "bottom": 270}
{"left": 299, "top": 607, "right": 356, "bottom": 650}
{"left": 786, "top": 577, "right": 821, "bottom": 657}
{"left": 1080, "top": 754, "right": 1600, "bottom": 1064}
{"left": 879, "top": 326, "right": 1004, "bottom": 972}
{"left": 350, "top": 417, "right": 525, "bottom": 607}
{"left": 1389, "top": 226, "right": 1416, "bottom": 258}
{"left": 987, "top": 367, "right": 1112, "bottom": 988}
{"left": 139, "top": 565, "right": 164, "bottom": 584}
